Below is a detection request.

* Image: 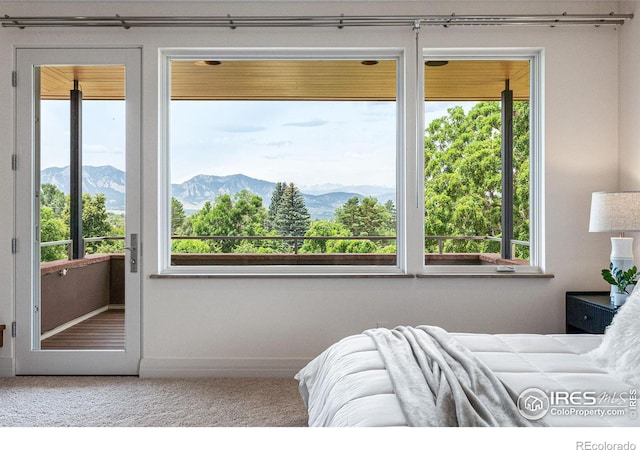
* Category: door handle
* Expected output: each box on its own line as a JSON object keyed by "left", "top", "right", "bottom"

{"left": 124, "top": 233, "right": 138, "bottom": 273}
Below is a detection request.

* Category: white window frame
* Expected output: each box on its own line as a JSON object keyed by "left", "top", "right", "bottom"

{"left": 158, "top": 48, "right": 407, "bottom": 276}
{"left": 420, "top": 48, "right": 545, "bottom": 276}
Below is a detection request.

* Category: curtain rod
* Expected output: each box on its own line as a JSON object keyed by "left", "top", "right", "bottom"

{"left": 1, "top": 13, "right": 633, "bottom": 29}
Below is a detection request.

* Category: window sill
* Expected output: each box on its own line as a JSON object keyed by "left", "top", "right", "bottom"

{"left": 416, "top": 272, "right": 554, "bottom": 279}
{"left": 149, "top": 272, "right": 554, "bottom": 279}
{"left": 150, "top": 272, "right": 415, "bottom": 279}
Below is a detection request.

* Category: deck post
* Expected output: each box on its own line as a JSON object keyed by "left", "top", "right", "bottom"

{"left": 70, "top": 80, "right": 84, "bottom": 259}
{"left": 501, "top": 79, "right": 514, "bottom": 260}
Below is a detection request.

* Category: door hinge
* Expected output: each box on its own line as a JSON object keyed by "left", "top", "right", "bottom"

{"left": 11, "top": 238, "right": 17, "bottom": 254}
{"left": 11, "top": 321, "right": 16, "bottom": 338}
{"left": 11, "top": 71, "right": 16, "bottom": 87}
{"left": 11, "top": 154, "right": 17, "bottom": 171}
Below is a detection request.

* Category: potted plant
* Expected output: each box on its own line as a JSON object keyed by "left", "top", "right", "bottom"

{"left": 601, "top": 263, "right": 638, "bottom": 306}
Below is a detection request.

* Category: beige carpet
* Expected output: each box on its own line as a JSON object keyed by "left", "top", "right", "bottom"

{"left": 0, "top": 376, "right": 308, "bottom": 427}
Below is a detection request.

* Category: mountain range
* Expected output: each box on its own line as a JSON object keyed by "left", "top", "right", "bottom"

{"left": 41, "top": 165, "right": 395, "bottom": 220}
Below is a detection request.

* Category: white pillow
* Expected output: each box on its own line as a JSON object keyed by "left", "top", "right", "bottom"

{"left": 585, "top": 288, "right": 640, "bottom": 388}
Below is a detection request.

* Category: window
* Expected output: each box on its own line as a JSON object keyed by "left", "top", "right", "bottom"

{"left": 160, "top": 48, "right": 542, "bottom": 276}
{"left": 422, "top": 52, "right": 542, "bottom": 274}
{"left": 38, "top": 65, "right": 127, "bottom": 263}
{"left": 162, "top": 51, "right": 401, "bottom": 273}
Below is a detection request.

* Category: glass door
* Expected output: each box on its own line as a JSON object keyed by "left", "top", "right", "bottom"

{"left": 15, "top": 48, "right": 141, "bottom": 375}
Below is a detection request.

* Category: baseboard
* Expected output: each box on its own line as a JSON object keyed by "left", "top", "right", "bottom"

{"left": 0, "top": 357, "right": 14, "bottom": 377}
{"left": 139, "top": 357, "right": 310, "bottom": 378}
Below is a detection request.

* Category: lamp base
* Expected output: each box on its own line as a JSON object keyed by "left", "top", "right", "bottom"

{"left": 610, "top": 237, "right": 634, "bottom": 300}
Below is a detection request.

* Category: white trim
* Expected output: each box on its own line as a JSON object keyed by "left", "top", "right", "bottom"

{"left": 159, "top": 47, "right": 406, "bottom": 276}
{"left": 39, "top": 305, "right": 108, "bottom": 341}
{"left": 139, "top": 357, "right": 309, "bottom": 378}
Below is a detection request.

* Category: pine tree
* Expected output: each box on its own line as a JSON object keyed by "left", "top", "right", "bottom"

{"left": 265, "top": 182, "right": 287, "bottom": 232}
{"left": 274, "top": 183, "right": 311, "bottom": 237}
{"left": 171, "top": 197, "right": 186, "bottom": 235}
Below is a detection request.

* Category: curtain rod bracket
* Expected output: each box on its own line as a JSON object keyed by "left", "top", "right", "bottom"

{"left": 4, "top": 14, "right": 24, "bottom": 29}
{"left": 227, "top": 14, "right": 236, "bottom": 30}
{"left": 116, "top": 14, "right": 130, "bottom": 30}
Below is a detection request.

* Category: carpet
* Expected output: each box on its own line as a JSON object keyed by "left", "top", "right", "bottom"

{"left": 0, "top": 376, "right": 308, "bottom": 427}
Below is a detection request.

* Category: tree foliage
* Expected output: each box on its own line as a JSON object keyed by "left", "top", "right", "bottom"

{"left": 265, "top": 182, "right": 311, "bottom": 238}
{"left": 39, "top": 184, "right": 118, "bottom": 261}
{"left": 265, "top": 182, "right": 287, "bottom": 232}
{"left": 335, "top": 196, "right": 393, "bottom": 237}
{"left": 273, "top": 183, "right": 311, "bottom": 237}
{"left": 41, "top": 183, "right": 66, "bottom": 216}
{"left": 171, "top": 197, "right": 186, "bottom": 235}
{"left": 299, "top": 221, "right": 349, "bottom": 254}
{"left": 40, "top": 207, "right": 68, "bottom": 262}
{"left": 424, "top": 101, "right": 530, "bottom": 258}
{"left": 188, "top": 190, "right": 268, "bottom": 252}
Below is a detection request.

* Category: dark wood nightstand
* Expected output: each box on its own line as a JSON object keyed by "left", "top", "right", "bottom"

{"left": 565, "top": 291, "right": 617, "bottom": 334}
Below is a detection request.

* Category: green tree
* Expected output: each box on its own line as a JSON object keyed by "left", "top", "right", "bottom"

{"left": 171, "top": 197, "right": 186, "bottom": 235}
{"left": 384, "top": 200, "right": 396, "bottom": 233}
{"left": 265, "top": 182, "right": 287, "bottom": 232}
{"left": 190, "top": 190, "right": 268, "bottom": 252}
{"left": 62, "top": 193, "right": 114, "bottom": 254}
{"left": 423, "top": 101, "right": 529, "bottom": 257}
{"left": 273, "top": 183, "right": 310, "bottom": 237}
{"left": 335, "top": 196, "right": 391, "bottom": 236}
{"left": 327, "top": 238, "right": 378, "bottom": 254}
{"left": 40, "top": 207, "right": 68, "bottom": 262}
{"left": 171, "top": 238, "right": 213, "bottom": 254}
{"left": 300, "top": 221, "right": 349, "bottom": 253}
{"left": 41, "top": 183, "right": 66, "bottom": 216}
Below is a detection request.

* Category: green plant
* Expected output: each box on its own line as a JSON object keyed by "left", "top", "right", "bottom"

{"left": 601, "top": 264, "right": 638, "bottom": 294}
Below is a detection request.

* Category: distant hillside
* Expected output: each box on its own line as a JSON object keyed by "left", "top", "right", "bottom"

{"left": 172, "top": 174, "right": 275, "bottom": 211}
{"left": 41, "top": 166, "right": 395, "bottom": 219}
{"left": 171, "top": 174, "right": 369, "bottom": 219}
{"left": 41, "top": 165, "right": 126, "bottom": 212}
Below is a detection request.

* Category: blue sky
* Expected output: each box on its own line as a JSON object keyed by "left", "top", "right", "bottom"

{"left": 41, "top": 100, "right": 471, "bottom": 188}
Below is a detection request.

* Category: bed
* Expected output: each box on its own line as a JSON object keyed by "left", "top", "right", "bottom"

{"left": 295, "top": 291, "right": 640, "bottom": 427}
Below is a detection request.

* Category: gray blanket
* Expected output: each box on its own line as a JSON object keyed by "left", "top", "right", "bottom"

{"left": 364, "top": 326, "right": 538, "bottom": 427}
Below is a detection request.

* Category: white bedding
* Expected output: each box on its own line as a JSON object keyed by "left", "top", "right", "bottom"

{"left": 296, "top": 332, "right": 639, "bottom": 427}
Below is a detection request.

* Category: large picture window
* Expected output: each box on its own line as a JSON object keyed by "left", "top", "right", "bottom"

{"left": 162, "top": 53, "right": 400, "bottom": 272}
{"left": 160, "top": 49, "right": 542, "bottom": 276}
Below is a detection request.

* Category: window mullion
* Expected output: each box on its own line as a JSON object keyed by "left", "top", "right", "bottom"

{"left": 402, "top": 33, "right": 425, "bottom": 275}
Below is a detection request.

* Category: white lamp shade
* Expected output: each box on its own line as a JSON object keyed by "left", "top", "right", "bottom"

{"left": 589, "top": 191, "right": 640, "bottom": 233}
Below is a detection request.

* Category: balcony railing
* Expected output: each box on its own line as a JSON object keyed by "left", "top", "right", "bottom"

{"left": 40, "top": 234, "right": 530, "bottom": 265}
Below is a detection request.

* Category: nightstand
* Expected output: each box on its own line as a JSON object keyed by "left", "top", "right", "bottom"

{"left": 565, "top": 291, "right": 617, "bottom": 334}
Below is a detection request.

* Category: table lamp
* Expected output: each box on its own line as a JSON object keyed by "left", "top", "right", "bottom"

{"left": 589, "top": 191, "right": 640, "bottom": 302}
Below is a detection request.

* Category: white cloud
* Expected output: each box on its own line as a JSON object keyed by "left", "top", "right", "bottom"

{"left": 283, "top": 119, "right": 328, "bottom": 128}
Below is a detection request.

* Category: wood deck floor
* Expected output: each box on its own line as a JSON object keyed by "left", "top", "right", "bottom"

{"left": 41, "top": 309, "right": 125, "bottom": 350}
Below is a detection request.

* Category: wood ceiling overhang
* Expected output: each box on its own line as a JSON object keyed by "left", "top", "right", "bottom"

{"left": 39, "top": 59, "right": 530, "bottom": 102}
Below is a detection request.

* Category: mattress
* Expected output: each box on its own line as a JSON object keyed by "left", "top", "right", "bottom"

{"left": 295, "top": 331, "right": 639, "bottom": 427}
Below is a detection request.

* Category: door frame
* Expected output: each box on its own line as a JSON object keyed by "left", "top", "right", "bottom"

{"left": 14, "top": 47, "right": 142, "bottom": 375}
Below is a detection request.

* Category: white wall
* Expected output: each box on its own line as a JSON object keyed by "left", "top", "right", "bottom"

{"left": 0, "top": 1, "right": 631, "bottom": 376}
{"left": 619, "top": 1, "right": 640, "bottom": 259}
